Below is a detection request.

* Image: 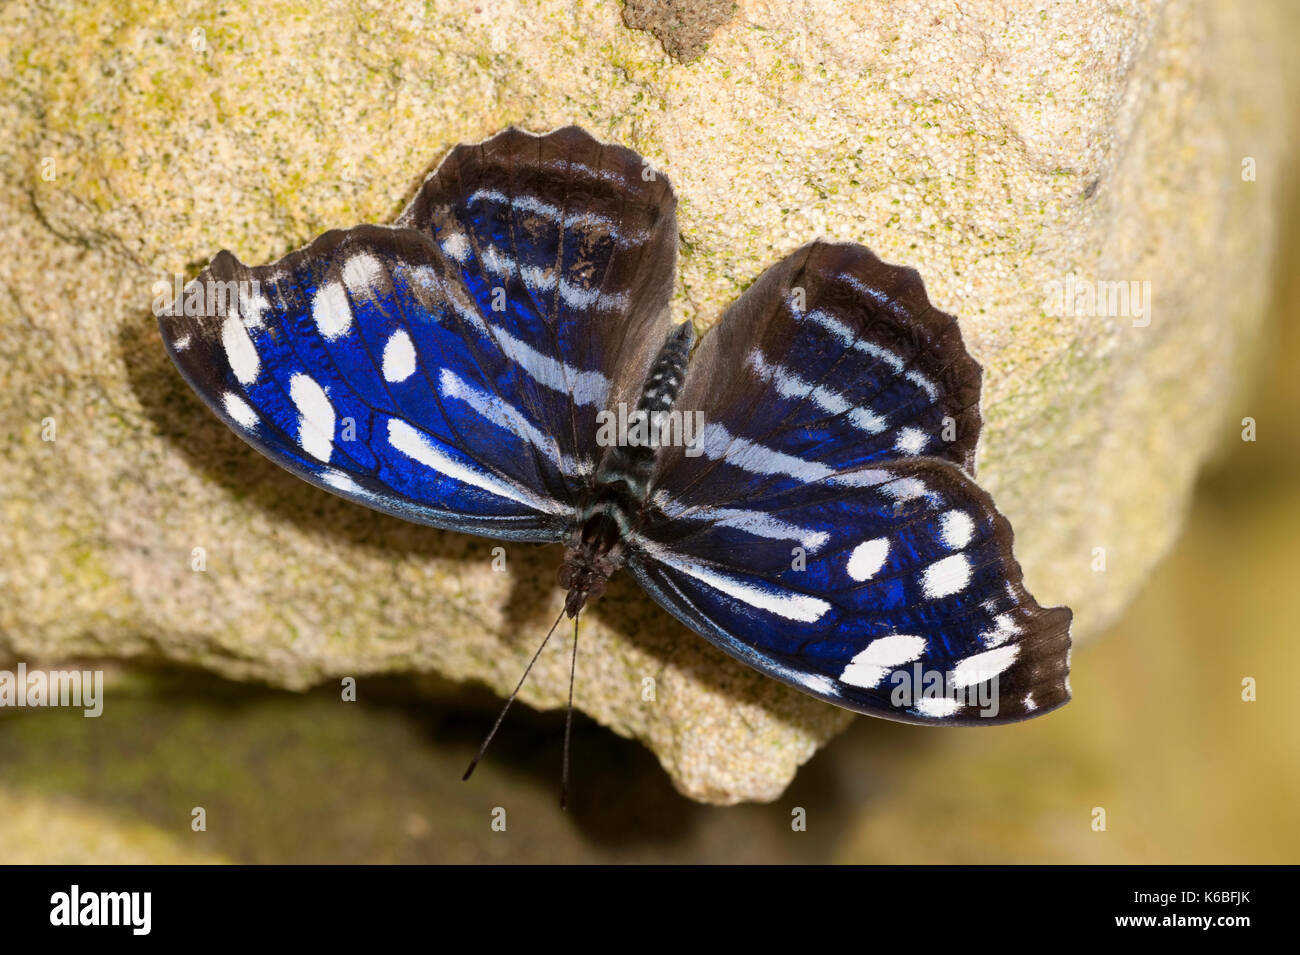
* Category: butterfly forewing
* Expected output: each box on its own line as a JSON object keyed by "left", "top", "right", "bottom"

{"left": 159, "top": 127, "right": 678, "bottom": 542}
{"left": 633, "top": 244, "right": 1071, "bottom": 723}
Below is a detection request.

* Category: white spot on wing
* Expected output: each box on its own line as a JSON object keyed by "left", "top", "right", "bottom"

{"left": 382, "top": 329, "right": 417, "bottom": 382}
{"left": 951, "top": 644, "right": 1020, "bottom": 689}
{"left": 795, "top": 673, "right": 837, "bottom": 695}
{"left": 832, "top": 468, "right": 893, "bottom": 489}
{"left": 939, "top": 510, "right": 975, "bottom": 549}
{"left": 560, "top": 279, "right": 610, "bottom": 310}
{"left": 401, "top": 262, "right": 610, "bottom": 406}
{"left": 746, "top": 351, "right": 887, "bottom": 435}
{"left": 905, "top": 369, "right": 939, "bottom": 400}
{"left": 289, "top": 373, "right": 335, "bottom": 462}
{"left": 691, "top": 423, "right": 834, "bottom": 482}
{"left": 847, "top": 538, "right": 889, "bottom": 581}
{"left": 342, "top": 252, "right": 385, "bottom": 293}
{"left": 221, "top": 315, "right": 260, "bottom": 384}
{"left": 466, "top": 188, "right": 619, "bottom": 232}
{"left": 222, "top": 392, "right": 258, "bottom": 429}
{"left": 517, "top": 266, "right": 619, "bottom": 312}
{"left": 839, "top": 633, "right": 926, "bottom": 688}
{"left": 222, "top": 392, "right": 257, "bottom": 428}
{"left": 520, "top": 264, "right": 554, "bottom": 292}
{"left": 981, "top": 613, "right": 1021, "bottom": 648}
{"left": 386, "top": 418, "right": 556, "bottom": 512}
{"left": 494, "top": 327, "right": 609, "bottom": 408}
{"left": 885, "top": 477, "right": 929, "bottom": 501}
{"left": 710, "top": 508, "right": 829, "bottom": 551}
{"left": 633, "top": 538, "right": 830, "bottom": 623}
{"left": 480, "top": 244, "right": 515, "bottom": 279}
{"left": 804, "top": 299, "right": 939, "bottom": 399}
{"left": 651, "top": 493, "right": 829, "bottom": 551}
{"left": 921, "top": 553, "right": 971, "bottom": 598}
{"left": 439, "top": 369, "right": 590, "bottom": 477}
{"left": 895, "top": 427, "right": 927, "bottom": 454}
{"left": 312, "top": 280, "right": 352, "bottom": 340}
{"left": 440, "top": 232, "right": 471, "bottom": 263}
{"left": 321, "top": 470, "right": 363, "bottom": 494}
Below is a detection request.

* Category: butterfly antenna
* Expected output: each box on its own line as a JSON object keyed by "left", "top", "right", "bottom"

{"left": 462, "top": 606, "right": 568, "bottom": 783}
{"left": 560, "top": 612, "right": 580, "bottom": 811}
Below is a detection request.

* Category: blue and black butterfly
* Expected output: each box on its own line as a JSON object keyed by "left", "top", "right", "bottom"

{"left": 159, "top": 126, "right": 1071, "bottom": 777}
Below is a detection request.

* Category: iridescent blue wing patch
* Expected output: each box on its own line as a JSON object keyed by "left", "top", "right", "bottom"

{"left": 628, "top": 459, "right": 1071, "bottom": 723}
{"left": 633, "top": 243, "right": 1070, "bottom": 722}
{"left": 158, "top": 127, "right": 677, "bottom": 542}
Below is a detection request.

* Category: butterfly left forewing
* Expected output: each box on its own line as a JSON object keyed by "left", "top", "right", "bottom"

{"left": 632, "top": 242, "right": 1070, "bottom": 723}
{"left": 627, "top": 456, "right": 1071, "bottom": 723}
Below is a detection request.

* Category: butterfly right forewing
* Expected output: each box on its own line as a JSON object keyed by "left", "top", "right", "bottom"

{"left": 158, "top": 126, "right": 679, "bottom": 544}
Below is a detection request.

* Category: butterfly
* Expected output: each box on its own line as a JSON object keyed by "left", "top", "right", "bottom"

{"left": 159, "top": 125, "right": 1071, "bottom": 788}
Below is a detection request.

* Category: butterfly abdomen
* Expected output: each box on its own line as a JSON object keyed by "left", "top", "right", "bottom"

{"left": 561, "top": 323, "right": 694, "bottom": 615}
{"left": 593, "top": 321, "right": 693, "bottom": 497}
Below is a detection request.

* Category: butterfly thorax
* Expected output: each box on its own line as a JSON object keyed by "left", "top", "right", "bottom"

{"left": 560, "top": 322, "right": 693, "bottom": 617}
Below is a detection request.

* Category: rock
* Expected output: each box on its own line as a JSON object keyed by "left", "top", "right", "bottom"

{"left": 0, "top": 785, "right": 226, "bottom": 864}
{"left": 623, "top": 0, "right": 737, "bottom": 62}
{"left": 0, "top": 0, "right": 1292, "bottom": 803}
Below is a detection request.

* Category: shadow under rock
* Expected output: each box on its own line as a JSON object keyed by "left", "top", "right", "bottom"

{"left": 0, "top": 667, "right": 865, "bottom": 860}
{"left": 121, "top": 309, "right": 853, "bottom": 804}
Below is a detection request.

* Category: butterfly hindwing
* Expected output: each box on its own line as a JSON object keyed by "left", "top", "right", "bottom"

{"left": 159, "top": 126, "right": 678, "bottom": 543}
{"left": 633, "top": 244, "right": 1070, "bottom": 723}
{"left": 398, "top": 125, "right": 679, "bottom": 426}
{"left": 662, "top": 240, "right": 983, "bottom": 509}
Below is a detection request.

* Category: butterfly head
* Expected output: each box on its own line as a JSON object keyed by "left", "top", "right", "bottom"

{"left": 559, "top": 510, "right": 627, "bottom": 618}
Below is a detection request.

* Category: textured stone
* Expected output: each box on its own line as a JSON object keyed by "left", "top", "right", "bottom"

{"left": 0, "top": 0, "right": 1291, "bottom": 803}
{"left": 622, "top": 0, "right": 737, "bottom": 62}
{"left": 0, "top": 785, "right": 226, "bottom": 864}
